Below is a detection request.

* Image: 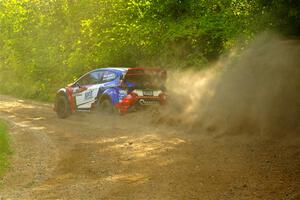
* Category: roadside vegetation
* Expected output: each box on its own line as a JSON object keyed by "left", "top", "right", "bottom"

{"left": 0, "top": 0, "right": 299, "bottom": 101}
{"left": 0, "top": 120, "right": 11, "bottom": 176}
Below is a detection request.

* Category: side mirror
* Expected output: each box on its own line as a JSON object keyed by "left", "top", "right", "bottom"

{"left": 78, "top": 86, "right": 87, "bottom": 93}
{"left": 74, "top": 82, "right": 83, "bottom": 88}
{"left": 72, "top": 82, "right": 87, "bottom": 92}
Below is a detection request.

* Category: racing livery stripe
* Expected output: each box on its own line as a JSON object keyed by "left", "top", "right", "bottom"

{"left": 77, "top": 99, "right": 95, "bottom": 107}
{"left": 66, "top": 87, "right": 76, "bottom": 113}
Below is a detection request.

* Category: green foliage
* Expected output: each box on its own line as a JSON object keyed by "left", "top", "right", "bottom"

{"left": 0, "top": 120, "right": 11, "bottom": 176}
{"left": 0, "top": 0, "right": 299, "bottom": 101}
{"left": 257, "top": 0, "right": 300, "bottom": 35}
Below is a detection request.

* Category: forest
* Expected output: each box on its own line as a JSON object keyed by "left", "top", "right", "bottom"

{"left": 0, "top": 0, "right": 299, "bottom": 100}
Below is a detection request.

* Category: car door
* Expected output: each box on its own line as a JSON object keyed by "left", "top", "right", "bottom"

{"left": 99, "top": 70, "right": 120, "bottom": 104}
{"left": 74, "top": 71, "right": 104, "bottom": 109}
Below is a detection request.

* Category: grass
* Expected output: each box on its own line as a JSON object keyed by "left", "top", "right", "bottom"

{"left": 0, "top": 120, "right": 11, "bottom": 176}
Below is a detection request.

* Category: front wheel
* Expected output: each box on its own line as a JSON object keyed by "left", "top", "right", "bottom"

{"left": 56, "top": 95, "right": 70, "bottom": 119}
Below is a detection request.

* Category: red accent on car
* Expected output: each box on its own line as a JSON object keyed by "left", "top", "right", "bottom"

{"left": 66, "top": 87, "right": 76, "bottom": 113}
{"left": 115, "top": 92, "right": 138, "bottom": 114}
{"left": 115, "top": 91, "right": 167, "bottom": 114}
{"left": 159, "top": 92, "right": 167, "bottom": 105}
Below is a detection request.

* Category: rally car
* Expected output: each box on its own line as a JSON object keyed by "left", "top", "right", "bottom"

{"left": 54, "top": 67, "right": 167, "bottom": 118}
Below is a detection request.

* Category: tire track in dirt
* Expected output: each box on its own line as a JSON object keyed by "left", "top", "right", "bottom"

{"left": 0, "top": 107, "right": 58, "bottom": 199}
{"left": 0, "top": 95, "right": 299, "bottom": 200}
{"left": 0, "top": 95, "right": 189, "bottom": 199}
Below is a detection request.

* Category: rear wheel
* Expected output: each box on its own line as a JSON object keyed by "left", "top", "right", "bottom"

{"left": 56, "top": 95, "right": 70, "bottom": 119}
{"left": 98, "top": 97, "right": 116, "bottom": 114}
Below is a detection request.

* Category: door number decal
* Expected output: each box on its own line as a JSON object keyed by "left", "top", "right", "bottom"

{"left": 84, "top": 90, "right": 93, "bottom": 100}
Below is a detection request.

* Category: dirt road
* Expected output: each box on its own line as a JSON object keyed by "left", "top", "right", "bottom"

{"left": 0, "top": 95, "right": 299, "bottom": 200}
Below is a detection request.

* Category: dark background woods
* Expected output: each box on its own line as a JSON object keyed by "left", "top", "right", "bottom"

{"left": 0, "top": 0, "right": 299, "bottom": 100}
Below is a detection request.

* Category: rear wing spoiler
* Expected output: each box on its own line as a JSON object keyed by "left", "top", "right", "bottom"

{"left": 124, "top": 67, "right": 167, "bottom": 79}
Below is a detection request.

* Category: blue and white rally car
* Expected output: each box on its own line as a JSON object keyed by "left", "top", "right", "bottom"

{"left": 54, "top": 67, "right": 167, "bottom": 118}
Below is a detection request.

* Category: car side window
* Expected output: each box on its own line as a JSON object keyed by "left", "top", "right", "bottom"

{"left": 77, "top": 71, "right": 103, "bottom": 86}
{"left": 90, "top": 71, "right": 104, "bottom": 84}
{"left": 77, "top": 75, "right": 89, "bottom": 86}
{"left": 101, "top": 71, "right": 117, "bottom": 83}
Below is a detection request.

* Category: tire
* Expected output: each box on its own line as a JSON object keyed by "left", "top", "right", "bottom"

{"left": 56, "top": 95, "right": 70, "bottom": 119}
{"left": 98, "top": 97, "right": 116, "bottom": 114}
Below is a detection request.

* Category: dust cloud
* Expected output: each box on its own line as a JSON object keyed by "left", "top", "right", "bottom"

{"left": 161, "top": 34, "right": 300, "bottom": 136}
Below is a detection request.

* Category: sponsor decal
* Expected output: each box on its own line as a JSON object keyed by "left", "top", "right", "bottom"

{"left": 103, "top": 73, "right": 116, "bottom": 81}
{"left": 118, "top": 90, "right": 127, "bottom": 102}
{"left": 84, "top": 90, "right": 93, "bottom": 100}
